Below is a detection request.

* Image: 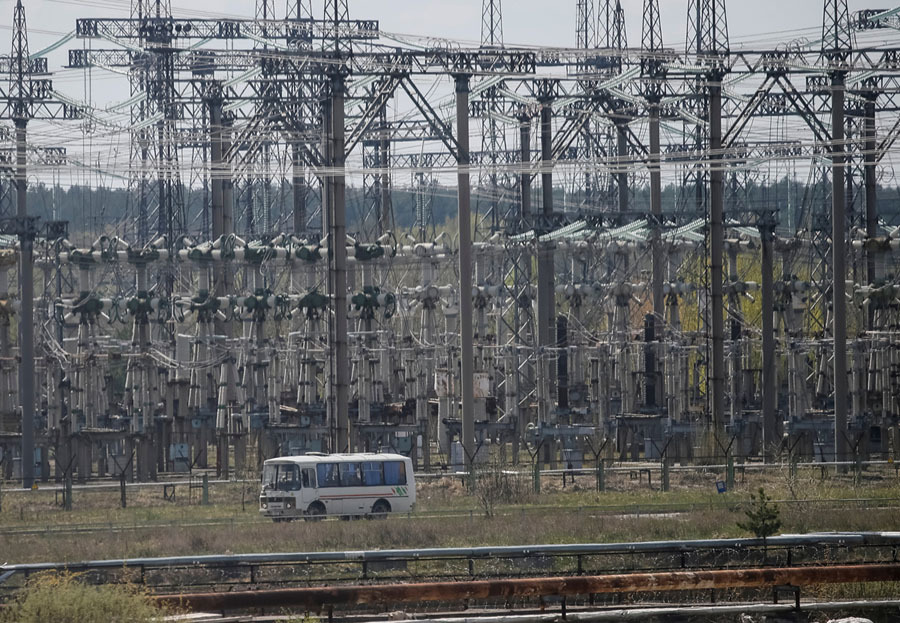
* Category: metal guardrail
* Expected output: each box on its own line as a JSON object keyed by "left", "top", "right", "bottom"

{"left": 2, "top": 532, "right": 900, "bottom": 587}
{"left": 155, "top": 564, "right": 900, "bottom": 613}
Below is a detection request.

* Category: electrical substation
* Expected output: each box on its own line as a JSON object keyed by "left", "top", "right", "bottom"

{"left": 0, "top": 0, "right": 899, "bottom": 487}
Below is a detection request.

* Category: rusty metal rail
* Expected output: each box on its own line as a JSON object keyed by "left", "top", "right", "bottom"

{"left": 155, "top": 564, "right": 900, "bottom": 612}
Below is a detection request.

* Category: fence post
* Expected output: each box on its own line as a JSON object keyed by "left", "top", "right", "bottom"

{"left": 202, "top": 473, "right": 209, "bottom": 506}
{"left": 661, "top": 459, "right": 670, "bottom": 492}
{"left": 596, "top": 459, "right": 605, "bottom": 493}
{"left": 64, "top": 472, "right": 73, "bottom": 511}
{"left": 726, "top": 455, "right": 735, "bottom": 492}
{"left": 790, "top": 454, "right": 798, "bottom": 481}
{"left": 533, "top": 460, "right": 541, "bottom": 494}
{"left": 120, "top": 474, "right": 127, "bottom": 509}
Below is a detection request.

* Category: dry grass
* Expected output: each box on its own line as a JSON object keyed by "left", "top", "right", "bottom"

{"left": 0, "top": 467, "right": 899, "bottom": 565}
{"left": 3, "top": 496, "right": 900, "bottom": 566}
{"left": 0, "top": 572, "right": 164, "bottom": 623}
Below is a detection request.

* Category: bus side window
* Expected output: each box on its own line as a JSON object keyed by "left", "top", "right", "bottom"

{"left": 301, "top": 468, "right": 311, "bottom": 489}
{"left": 340, "top": 463, "right": 362, "bottom": 487}
{"left": 384, "top": 461, "right": 406, "bottom": 486}
{"left": 317, "top": 463, "right": 340, "bottom": 487}
{"left": 362, "top": 462, "right": 383, "bottom": 486}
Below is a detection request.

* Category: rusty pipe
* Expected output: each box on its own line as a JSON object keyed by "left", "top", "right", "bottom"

{"left": 156, "top": 564, "right": 900, "bottom": 613}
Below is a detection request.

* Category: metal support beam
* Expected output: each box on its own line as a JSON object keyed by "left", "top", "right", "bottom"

{"left": 832, "top": 72, "right": 849, "bottom": 468}
{"left": 209, "top": 99, "right": 229, "bottom": 340}
{"left": 538, "top": 103, "right": 556, "bottom": 422}
{"left": 709, "top": 82, "right": 726, "bottom": 449}
{"left": 455, "top": 75, "right": 475, "bottom": 471}
{"left": 210, "top": 101, "right": 225, "bottom": 242}
{"left": 649, "top": 103, "right": 664, "bottom": 321}
{"left": 616, "top": 123, "right": 629, "bottom": 218}
{"left": 331, "top": 73, "right": 349, "bottom": 453}
{"left": 864, "top": 97, "right": 878, "bottom": 291}
{"left": 16, "top": 118, "right": 34, "bottom": 490}
{"left": 379, "top": 130, "right": 392, "bottom": 235}
{"left": 292, "top": 143, "right": 307, "bottom": 235}
{"left": 760, "top": 223, "right": 777, "bottom": 458}
{"left": 519, "top": 119, "right": 531, "bottom": 223}
{"left": 220, "top": 115, "right": 234, "bottom": 240}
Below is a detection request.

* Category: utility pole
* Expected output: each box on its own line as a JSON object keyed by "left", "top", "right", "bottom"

{"left": 536, "top": 80, "right": 558, "bottom": 438}
{"left": 760, "top": 217, "right": 778, "bottom": 458}
{"left": 456, "top": 74, "right": 476, "bottom": 472}
{"left": 329, "top": 72, "right": 349, "bottom": 452}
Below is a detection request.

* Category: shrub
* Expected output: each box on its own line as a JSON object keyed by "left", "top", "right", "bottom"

{"left": 1, "top": 572, "right": 163, "bottom": 623}
{"left": 474, "top": 463, "right": 531, "bottom": 517}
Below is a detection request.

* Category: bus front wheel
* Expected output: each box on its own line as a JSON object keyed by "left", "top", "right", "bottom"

{"left": 369, "top": 499, "right": 390, "bottom": 519}
{"left": 305, "top": 502, "right": 326, "bottom": 521}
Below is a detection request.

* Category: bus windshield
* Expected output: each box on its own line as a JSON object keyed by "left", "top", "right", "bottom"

{"left": 262, "top": 464, "right": 301, "bottom": 491}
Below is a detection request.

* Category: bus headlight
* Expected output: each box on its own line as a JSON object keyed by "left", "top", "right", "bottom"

{"left": 286, "top": 499, "right": 295, "bottom": 509}
{"left": 261, "top": 503, "right": 268, "bottom": 510}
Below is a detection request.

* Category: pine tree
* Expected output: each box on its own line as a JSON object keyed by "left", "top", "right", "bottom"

{"left": 738, "top": 487, "right": 782, "bottom": 541}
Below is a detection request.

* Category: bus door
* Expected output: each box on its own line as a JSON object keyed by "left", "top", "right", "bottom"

{"left": 339, "top": 462, "right": 365, "bottom": 515}
{"left": 316, "top": 462, "right": 342, "bottom": 514}
{"left": 298, "top": 466, "right": 317, "bottom": 509}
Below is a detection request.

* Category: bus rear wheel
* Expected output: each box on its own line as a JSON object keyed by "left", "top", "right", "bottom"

{"left": 305, "top": 502, "right": 325, "bottom": 521}
{"left": 369, "top": 499, "right": 390, "bottom": 519}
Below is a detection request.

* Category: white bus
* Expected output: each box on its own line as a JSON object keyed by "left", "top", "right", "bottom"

{"left": 259, "top": 453, "right": 416, "bottom": 521}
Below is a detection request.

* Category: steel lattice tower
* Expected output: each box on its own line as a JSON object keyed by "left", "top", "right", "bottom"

{"left": 479, "top": 0, "right": 509, "bottom": 232}
{"left": 641, "top": 0, "right": 665, "bottom": 100}
{"left": 324, "top": 0, "right": 350, "bottom": 53}
{"left": 685, "top": 0, "right": 729, "bottom": 452}
{"left": 287, "top": 0, "right": 314, "bottom": 20}
{"left": 482, "top": 0, "right": 504, "bottom": 49}
{"left": 576, "top": 0, "right": 596, "bottom": 51}
{"left": 822, "top": 0, "right": 853, "bottom": 469}
{"left": 599, "top": 0, "right": 627, "bottom": 52}
{"left": 822, "top": 0, "right": 852, "bottom": 65}
{"left": 686, "top": 0, "right": 729, "bottom": 60}
{"left": 257, "top": 0, "right": 277, "bottom": 21}
{"left": 126, "top": 0, "right": 184, "bottom": 245}
{"left": 597, "top": 0, "right": 628, "bottom": 218}
{"left": 9, "top": 0, "right": 29, "bottom": 121}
